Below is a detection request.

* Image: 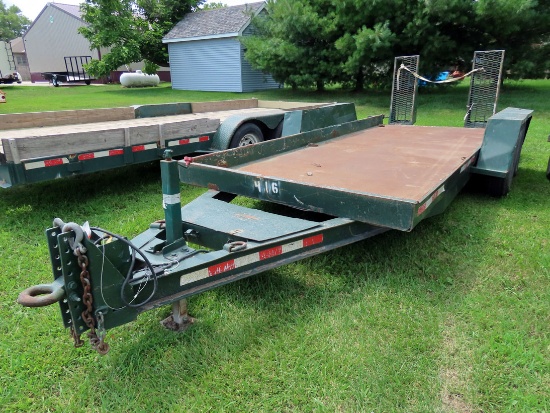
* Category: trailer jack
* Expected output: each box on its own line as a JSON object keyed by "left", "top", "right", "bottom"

{"left": 161, "top": 299, "right": 195, "bottom": 332}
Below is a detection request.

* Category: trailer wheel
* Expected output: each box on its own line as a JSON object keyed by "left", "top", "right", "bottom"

{"left": 486, "top": 138, "right": 524, "bottom": 197}
{"left": 485, "top": 174, "right": 513, "bottom": 197}
{"left": 85, "top": 80, "right": 91, "bottom": 85}
{"left": 229, "top": 123, "right": 264, "bottom": 148}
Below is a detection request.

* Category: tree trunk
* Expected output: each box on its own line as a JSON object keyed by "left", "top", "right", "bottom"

{"left": 316, "top": 80, "right": 325, "bottom": 92}
{"left": 354, "top": 69, "right": 364, "bottom": 92}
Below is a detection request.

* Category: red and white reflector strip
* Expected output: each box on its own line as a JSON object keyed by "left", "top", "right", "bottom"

{"left": 417, "top": 186, "right": 445, "bottom": 216}
{"left": 78, "top": 148, "right": 124, "bottom": 161}
{"left": 168, "top": 136, "right": 210, "bottom": 147}
{"left": 180, "top": 234, "right": 324, "bottom": 286}
{"left": 460, "top": 155, "right": 477, "bottom": 173}
{"left": 24, "top": 157, "right": 69, "bottom": 170}
{"left": 132, "top": 143, "right": 157, "bottom": 152}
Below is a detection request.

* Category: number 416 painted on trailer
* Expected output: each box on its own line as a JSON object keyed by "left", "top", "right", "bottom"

{"left": 254, "top": 179, "right": 280, "bottom": 195}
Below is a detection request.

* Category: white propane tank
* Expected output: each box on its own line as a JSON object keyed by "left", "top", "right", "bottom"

{"left": 120, "top": 70, "right": 160, "bottom": 87}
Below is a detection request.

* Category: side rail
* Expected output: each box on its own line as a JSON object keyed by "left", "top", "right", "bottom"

{"left": 470, "top": 107, "right": 533, "bottom": 196}
{"left": 0, "top": 119, "right": 219, "bottom": 188}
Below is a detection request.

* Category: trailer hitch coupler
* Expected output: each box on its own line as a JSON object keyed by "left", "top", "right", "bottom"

{"left": 18, "top": 278, "right": 65, "bottom": 308}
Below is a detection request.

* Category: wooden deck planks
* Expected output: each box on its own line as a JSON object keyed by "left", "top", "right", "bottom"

{"left": 237, "top": 124, "right": 485, "bottom": 202}
{"left": 1, "top": 108, "right": 284, "bottom": 161}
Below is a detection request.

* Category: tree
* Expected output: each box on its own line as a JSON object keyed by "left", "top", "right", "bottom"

{"left": 243, "top": 0, "right": 550, "bottom": 90}
{"left": 242, "top": 0, "right": 344, "bottom": 91}
{"left": 333, "top": 0, "right": 476, "bottom": 88}
{"left": 0, "top": 0, "right": 31, "bottom": 41}
{"left": 79, "top": 0, "right": 205, "bottom": 77}
{"left": 473, "top": 0, "right": 550, "bottom": 79}
{"left": 202, "top": 2, "right": 226, "bottom": 10}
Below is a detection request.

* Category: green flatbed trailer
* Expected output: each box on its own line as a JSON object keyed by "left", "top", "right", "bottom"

{"left": 0, "top": 99, "right": 356, "bottom": 188}
{"left": 17, "top": 106, "right": 533, "bottom": 354}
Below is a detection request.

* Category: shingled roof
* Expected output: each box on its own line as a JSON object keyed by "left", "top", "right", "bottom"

{"left": 163, "top": 2, "right": 265, "bottom": 43}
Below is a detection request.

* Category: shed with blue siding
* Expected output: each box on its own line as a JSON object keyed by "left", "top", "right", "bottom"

{"left": 163, "top": 2, "right": 280, "bottom": 92}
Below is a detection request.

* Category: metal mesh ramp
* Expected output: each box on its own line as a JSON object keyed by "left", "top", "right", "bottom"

{"left": 464, "top": 50, "right": 505, "bottom": 128}
{"left": 389, "top": 55, "right": 419, "bottom": 125}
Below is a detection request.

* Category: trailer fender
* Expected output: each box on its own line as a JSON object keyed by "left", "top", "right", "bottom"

{"left": 470, "top": 107, "right": 533, "bottom": 196}
{"left": 133, "top": 102, "right": 193, "bottom": 118}
{"left": 211, "top": 113, "right": 285, "bottom": 150}
{"left": 281, "top": 102, "right": 357, "bottom": 137}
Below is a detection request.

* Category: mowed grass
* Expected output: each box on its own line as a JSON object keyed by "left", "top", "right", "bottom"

{"left": 0, "top": 81, "right": 548, "bottom": 412}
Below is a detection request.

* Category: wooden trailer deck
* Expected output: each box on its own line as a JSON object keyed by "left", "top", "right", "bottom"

{"left": 179, "top": 118, "right": 486, "bottom": 231}
{"left": 237, "top": 124, "right": 484, "bottom": 202}
{"left": 0, "top": 108, "right": 284, "bottom": 161}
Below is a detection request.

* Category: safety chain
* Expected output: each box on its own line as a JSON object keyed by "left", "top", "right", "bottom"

{"left": 76, "top": 249, "right": 110, "bottom": 355}
{"left": 70, "top": 325, "right": 84, "bottom": 348}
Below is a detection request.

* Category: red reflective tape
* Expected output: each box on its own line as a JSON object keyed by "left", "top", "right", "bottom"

{"left": 44, "top": 158, "right": 64, "bottom": 167}
{"left": 109, "top": 149, "right": 124, "bottom": 156}
{"left": 132, "top": 145, "right": 145, "bottom": 152}
{"left": 417, "top": 204, "right": 427, "bottom": 215}
{"left": 259, "top": 246, "right": 283, "bottom": 261}
{"left": 78, "top": 153, "right": 94, "bottom": 161}
{"left": 199, "top": 136, "right": 210, "bottom": 142}
{"left": 179, "top": 139, "right": 190, "bottom": 145}
{"left": 303, "top": 234, "right": 323, "bottom": 247}
{"left": 208, "top": 260, "right": 235, "bottom": 276}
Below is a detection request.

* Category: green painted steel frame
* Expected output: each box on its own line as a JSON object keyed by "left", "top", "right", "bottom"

{"left": 178, "top": 108, "right": 533, "bottom": 231}
{"left": 52, "top": 202, "right": 388, "bottom": 334}
{"left": 471, "top": 107, "right": 533, "bottom": 178}
{"left": 50, "top": 227, "right": 135, "bottom": 333}
{"left": 280, "top": 103, "right": 358, "bottom": 137}
{"left": 37, "top": 107, "right": 534, "bottom": 342}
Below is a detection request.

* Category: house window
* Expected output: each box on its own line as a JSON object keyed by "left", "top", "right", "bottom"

{"left": 16, "top": 56, "right": 28, "bottom": 65}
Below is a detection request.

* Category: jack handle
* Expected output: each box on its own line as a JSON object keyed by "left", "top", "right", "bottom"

{"left": 18, "top": 277, "right": 65, "bottom": 307}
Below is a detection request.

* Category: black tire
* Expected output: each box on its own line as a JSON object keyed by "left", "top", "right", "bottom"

{"left": 546, "top": 157, "right": 550, "bottom": 181}
{"left": 512, "top": 135, "right": 525, "bottom": 177}
{"left": 229, "top": 123, "right": 264, "bottom": 148}
{"left": 85, "top": 80, "right": 91, "bottom": 85}
{"left": 485, "top": 174, "right": 513, "bottom": 197}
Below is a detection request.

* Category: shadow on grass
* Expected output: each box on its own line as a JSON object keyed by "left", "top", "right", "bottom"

{"left": 0, "top": 162, "right": 161, "bottom": 210}
{"left": 464, "top": 165, "right": 550, "bottom": 208}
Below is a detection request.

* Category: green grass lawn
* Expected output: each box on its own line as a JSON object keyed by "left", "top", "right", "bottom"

{"left": 0, "top": 81, "right": 548, "bottom": 412}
